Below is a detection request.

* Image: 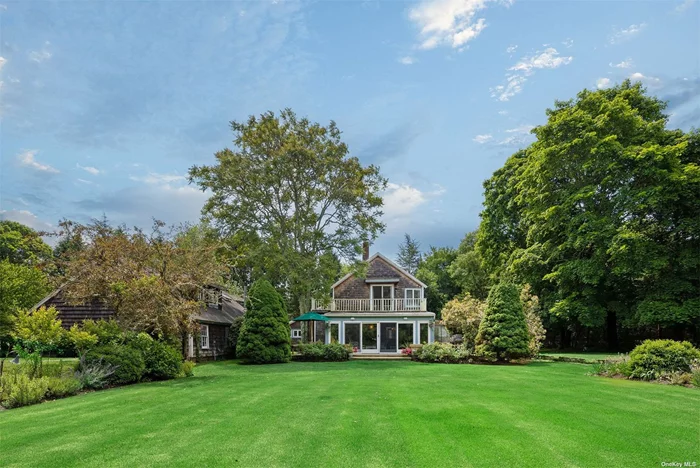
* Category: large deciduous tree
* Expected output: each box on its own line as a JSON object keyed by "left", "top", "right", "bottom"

{"left": 61, "top": 220, "right": 226, "bottom": 341}
{"left": 0, "top": 220, "right": 53, "bottom": 266}
{"left": 0, "top": 260, "right": 51, "bottom": 348}
{"left": 477, "top": 81, "right": 699, "bottom": 349}
{"left": 416, "top": 246, "right": 460, "bottom": 315}
{"left": 396, "top": 234, "right": 422, "bottom": 275}
{"left": 448, "top": 231, "right": 490, "bottom": 300}
{"left": 189, "top": 109, "right": 386, "bottom": 313}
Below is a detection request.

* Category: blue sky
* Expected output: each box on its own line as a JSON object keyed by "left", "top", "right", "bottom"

{"left": 1, "top": 0, "right": 698, "bottom": 257}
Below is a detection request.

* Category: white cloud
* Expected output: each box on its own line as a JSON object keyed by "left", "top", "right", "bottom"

{"left": 610, "top": 59, "right": 633, "bottom": 69}
{"left": 17, "top": 150, "right": 60, "bottom": 173}
{"left": 29, "top": 42, "right": 52, "bottom": 63}
{"left": 77, "top": 164, "right": 101, "bottom": 175}
{"left": 509, "top": 47, "right": 573, "bottom": 74}
{"left": 130, "top": 172, "right": 187, "bottom": 185}
{"left": 497, "top": 110, "right": 509, "bottom": 115}
{"left": 609, "top": 23, "right": 646, "bottom": 44}
{"left": 409, "top": 0, "right": 505, "bottom": 50}
{"left": 0, "top": 209, "right": 54, "bottom": 234}
{"left": 491, "top": 47, "right": 572, "bottom": 101}
{"left": 597, "top": 77, "right": 612, "bottom": 89}
{"left": 490, "top": 74, "right": 527, "bottom": 101}
{"left": 399, "top": 56, "right": 415, "bottom": 65}
{"left": 473, "top": 134, "right": 493, "bottom": 143}
{"left": 506, "top": 44, "right": 517, "bottom": 55}
{"left": 0, "top": 56, "right": 6, "bottom": 71}
{"left": 629, "top": 72, "right": 662, "bottom": 88}
{"left": 382, "top": 182, "right": 445, "bottom": 227}
{"left": 562, "top": 38, "right": 574, "bottom": 48}
{"left": 674, "top": 0, "right": 696, "bottom": 12}
{"left": 505, "top": 124, "right": 534, "bottom": 134}
{"left": 77, "top": 178, "right": 94, "bottom": 185}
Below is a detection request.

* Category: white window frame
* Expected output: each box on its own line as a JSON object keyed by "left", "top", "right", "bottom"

{"left": 291, "top": 329, "right": 302, "bottom": 339}
{"left": 200, "top": 324, "right": 210, "bottom": 349}
{"left": 370, "top": 284, "right": 394, "bottom": 311}
{"left": 404, "top": 288, "right": 421, "bottom": 310}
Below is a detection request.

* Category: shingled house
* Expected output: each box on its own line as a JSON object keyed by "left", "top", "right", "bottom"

{"left": 33, "top": 285, "right": 244, "bottom": 360}
{"left": 309, "top": 246, "right": 436, "bottom": 353}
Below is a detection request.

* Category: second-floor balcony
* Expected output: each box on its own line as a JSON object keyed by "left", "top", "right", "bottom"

{"left": 311, "top": 298, "right": 427, "bottom": 312}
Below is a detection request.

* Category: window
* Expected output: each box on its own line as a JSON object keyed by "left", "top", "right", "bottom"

{"left": 371, "top": 285, "right": 393, "bottom": 311}
{"left": 398, "top": 323, "right": 414, "bottom": 348}
{"left": 404, "top": 289, "right": 421, "bottom": 310}
{"left": 330, "top": 323, "right": 340, "bottom": 343}
{"left": 344, "top": 323, "right": 361, "bottom": 349}
{"left": 200, "top": 325, "right": 209, "bottom": 349}
{"left": 362, "top": 323, "right": 377, "bottom": 351}
{"left": 291, "top": 329, "right": 302, "bottom": 339}
{"left": 419, "top": 323, "right": 429, "bottom": 344}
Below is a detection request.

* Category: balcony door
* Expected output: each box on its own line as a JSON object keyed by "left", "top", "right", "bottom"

{"left": 371, "top": 285, "right": 393, "bottom": 311}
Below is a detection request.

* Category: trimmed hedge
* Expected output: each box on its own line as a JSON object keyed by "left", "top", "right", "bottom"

{"left": 295, "top": 343, "right": 351, "bottom": 362}
{"left": 85, "top": 344, "right": 146, "bottom": 385}
{"left": 628, "top": 339, "right": 700, "bottom": 380}
{"left": 145, "top": 340, "right": 183, "bottom": 380}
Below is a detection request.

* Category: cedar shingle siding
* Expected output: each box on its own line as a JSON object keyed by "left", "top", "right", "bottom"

{"left": 40, "top": 292, "right": 116, "bottom": 329}
{"left": 334, "top": 256, "right": 423, "bottom": 301}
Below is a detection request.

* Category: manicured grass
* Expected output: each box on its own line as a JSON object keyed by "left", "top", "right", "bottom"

{"left": 1, "top": 360, "right": 698, "bottom": 467}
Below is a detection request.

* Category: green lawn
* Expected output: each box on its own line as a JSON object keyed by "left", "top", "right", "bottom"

{"left": 1, "top": 361, "right": 698, "bottom": 468}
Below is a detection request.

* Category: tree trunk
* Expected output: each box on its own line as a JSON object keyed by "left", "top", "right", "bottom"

{"left": 606, "top": 310, "right": 618, "bottom": 351}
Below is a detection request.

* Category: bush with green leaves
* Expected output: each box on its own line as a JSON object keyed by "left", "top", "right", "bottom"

{"left": 81, "top": 319, "right": 123, "bottom": 346}
{"left": 628, "top": 340, "right": 700, "bottom": 380}
{"left": 474, "top": 282, "right": 530, "bottom": 360}
{"left": 592, "top": 356, "right": 632, "bottom": 378}
{"left": 296, "top": 343, "right": 350, "bottom": 361}
{"left": 0, "top": 374, "right": 49, "bottom": 408}
{"left": 180, "top": 360, "right": 195, "bottom": 377}
{"left": 45, "top": 376, "right": 82, "bottom": 399}
{"left": 412, "top": 342, "right": 472, "bottom": 363}
{"left": 85, "top": 344, "right": 146, "bottom": 384}
{"left": 228, "top": 316, "right": 244, "bottom": 358}
{"left": 144, "top": 340, "right": 183, "bottom": 380}
{"left": 236, "top": 280, "right": 291, "bottom": 364}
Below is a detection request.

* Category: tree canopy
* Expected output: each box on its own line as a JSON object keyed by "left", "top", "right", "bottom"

{"left": 189, "top": 109, "right": 386, "bottom": 313}
{"left": 396, "top": 234, "right": 422, "bottom": 275}
{"left": 416, "top": 246, "right": 460, "bottom": 315}
{"left": 0, "top": 220, "right": 53, "bottom": 266}
{"left": 476, "top": 81, "right": 699, "bottom": 349}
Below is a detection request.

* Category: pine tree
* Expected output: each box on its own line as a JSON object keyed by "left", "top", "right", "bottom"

{"left": 236, "top": 279, "right": 291, "bottom": 364}
{"left": 475, "top": 282, "right": 530, "bottom": 360}
{"left": 396, "top": 234, "right": 421, "bottom": 275}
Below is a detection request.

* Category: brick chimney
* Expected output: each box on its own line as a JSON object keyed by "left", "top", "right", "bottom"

{"left": 362, "top": 241, "right": 370, "bottom": 261}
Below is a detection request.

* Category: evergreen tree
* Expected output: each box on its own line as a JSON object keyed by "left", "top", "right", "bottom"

{"left": 236, "top": 279, "right": 291, "bottom": 364}
{"left": 475, "top": 282, "right": 530, "bottom": 360}
{"left": 396, "top": 234, "right": 422, "bottom": 275}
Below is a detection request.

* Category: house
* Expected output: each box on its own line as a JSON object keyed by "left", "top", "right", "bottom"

{"left": 311, "top": 245, "right": 436, "bottom": 353}
{"left": 32, "top": 284, "right": 244, "bottom": 360}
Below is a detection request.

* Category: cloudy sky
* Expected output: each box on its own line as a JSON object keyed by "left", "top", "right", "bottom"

{"left": 1, "top": 0, "right": 698, "bottom": 256}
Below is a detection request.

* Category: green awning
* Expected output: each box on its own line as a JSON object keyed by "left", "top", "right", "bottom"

{"left": 291, "top": 312, "right": 330, "bottom": 322}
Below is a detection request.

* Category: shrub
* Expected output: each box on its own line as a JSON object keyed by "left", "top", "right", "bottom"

{"left": 67, "top": 324, "right": 98, "bottom": 356}
{"left": 413, "top": 342, "right": 472, "bottom": 363}
{"left": 144, "top": 340, "right": 183, "bottom": 380}
{"left": 85, "top": 344, "right": 145, "bottom": 384}
{"left": 440, "top": 294, "right": 485, "bottom": 347}
{"left": 236, "top": 280, "right": 291, "bottom": 364}
{"left": 228, "top": 316, "right": 244, "bottom": 358}
{"left": 75, "top": 360, "right": 117, "bottom": 389}
{"left": 521, "top": 285, "right": 546, "bottom": 356}
{"left": 0, "top": 374, "right": 49, "bottom": 408}
{"left": 81, "top": 319, "right": 123, "bottom": 346}
{"left": 296, "top": 343, "right": 350, "bottom": 362}
{"left": 180, "top": 360, "right": 195, "bottom": 377}
{"left": 41, "top": 360, "right": 78, "bottom": 378}
{"left": 691, "top": 364, "right": 700, "bottom": 388}
{"left": 45, "top": 377, "right": 82, "bottom": 399}
{"left": 474, "top": 282, "right": 530, "bottom": 360}
{"left": 592, "top": 356, "right": 631, "bottom": 378}
{"left": 628, "top": 340, "right": 700, "bottom": 380}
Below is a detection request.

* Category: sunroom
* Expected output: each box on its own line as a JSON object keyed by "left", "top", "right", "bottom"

{"left": 324, "top": 313, "right": 435, "bottom": 353}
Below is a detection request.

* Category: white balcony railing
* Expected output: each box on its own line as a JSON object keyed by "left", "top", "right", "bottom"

{"left": 311, "top": 298, "right": 427, "bottom": 312}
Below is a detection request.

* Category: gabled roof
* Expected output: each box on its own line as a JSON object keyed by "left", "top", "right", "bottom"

{"left": 331, "top": 252, "right": 427, "bottom": 289}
